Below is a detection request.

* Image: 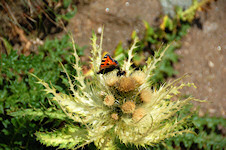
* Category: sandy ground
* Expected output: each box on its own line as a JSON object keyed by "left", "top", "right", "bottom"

{"left": 174, "top": 0, "right": 226, "bottom": 117}
{"left": 65, "top": 0, "right": 161, "bottom": 56}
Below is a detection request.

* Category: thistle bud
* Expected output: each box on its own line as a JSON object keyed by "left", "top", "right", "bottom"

{"left": 117, "top": 77, "right": 136, "bottom": 92}
{"left": 104, "top": 95, "right": 115, "bottom": 106}
{"left": 105, "top": 72, "right": 119, "bottom": 86}
{"left": 121, "top": 101, "right": 136, "bottom": 113}
{"left": 131, "top": 71, "right": 146, "bottom": 85}
{"left": 140, "top": 89, "right": 152, "bottom": 103}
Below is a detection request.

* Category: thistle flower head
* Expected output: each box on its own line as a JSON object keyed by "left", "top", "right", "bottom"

{"left": 104, "top": 94, "right": 115, "bottom": 106}
{"left": 121, "top": 101, "right": 136, "bottom": 113}
{"left": 104, "top": 71, "right": 119, "bottom": 86}
{"left": 117, "top": 76, "right": 137, "bottom": 92}
{"left": 36, "top": 32, "right": 200, "bottom": 149}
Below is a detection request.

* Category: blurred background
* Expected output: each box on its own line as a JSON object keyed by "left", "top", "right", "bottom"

{"left": 0, "top": 0, "right": 225, "bottom": 149}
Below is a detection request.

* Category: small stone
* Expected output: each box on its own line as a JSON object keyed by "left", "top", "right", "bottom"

{"left": 208, "top": 61, "right": 214, "bottom": 68}
{"left": 209, "top": 108, "right": 216, "bottom": 114}
{"left": 125, "top": 2, "right": 129, "bottom": 6}
{"left": 97, "top": 27, "right": 102, "bottom": 34}
{"left": 105, "top": 8, "right": 109, "bottom": 12}
{"left": 217, "top": 46, "right": 221, "bottom": 51}
{"left": 208, "top": 87, "right": 213, "bottom": 92}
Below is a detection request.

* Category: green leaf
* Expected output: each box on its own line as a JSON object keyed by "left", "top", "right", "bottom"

{"left": 57, "top": 6, "right": 77, "bottom": 21}
{"left": 9, "top": 108, "right": 67, "bottom": 121}
{"left": 63, "top": 0, "right": 72, "bottom": 8}
{"left": 36, "top": 126, "right": 87, "bottom": 149}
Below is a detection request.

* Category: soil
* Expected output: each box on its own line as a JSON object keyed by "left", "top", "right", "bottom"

{"left": 174, "top": 0, "right": 226, "bottom": 117}
{"left": 62, "top": 0, "right": 161, "bottom": 59}
{"left": 62, "top": 0, "right": 225, "bottom": 117}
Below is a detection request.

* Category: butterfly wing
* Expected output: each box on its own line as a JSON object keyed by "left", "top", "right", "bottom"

{"left": 100, "top": 54, "right": 118, "bottom": 69}
{"left": 98, "top": 54, "right": 119, "bottom": 74}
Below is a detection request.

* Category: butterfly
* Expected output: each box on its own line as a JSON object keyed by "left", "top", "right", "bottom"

{"left": 98, "top": 54, "right": 120, "bottom": 74}
{"left": 97, "top": 54, "right": 126, "bottom": 76}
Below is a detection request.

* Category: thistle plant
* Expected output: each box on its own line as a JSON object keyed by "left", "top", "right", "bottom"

{"left": 35, "top": 32, "right": 200, "bottom": 149}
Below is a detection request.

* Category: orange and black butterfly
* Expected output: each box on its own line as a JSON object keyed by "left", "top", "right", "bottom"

{"left": 98, "top": 54, "right": 126, "bottom": 76}
{"left": 98, "top": 54, "right": 119, "bottom": 74}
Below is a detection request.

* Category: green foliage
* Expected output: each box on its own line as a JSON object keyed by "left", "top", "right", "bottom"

{"left": 0, "top": 35, "right": 84, "bottom": 149}
{"left": 152, "top": 105, "right": 226, "bottom": 150}
{"left": 39, "top": 0, "right": 77, "bottom": 22}
{"left": 56, "top": 5, "right": 77, "bottom": 21}
{"left": 151, "top": 44, "right": 180, "bottom": 84}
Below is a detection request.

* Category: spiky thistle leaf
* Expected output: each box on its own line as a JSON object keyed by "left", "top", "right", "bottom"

{"left": 36, "top": 126, "right": 87, "bottom": 149}
{"left": 9, "top": 108, "right": 67, "bottom": 121}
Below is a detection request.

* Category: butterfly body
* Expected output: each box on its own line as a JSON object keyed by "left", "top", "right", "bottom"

{"left": 98, "top": 54, "right": 120, "bottom": 74}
